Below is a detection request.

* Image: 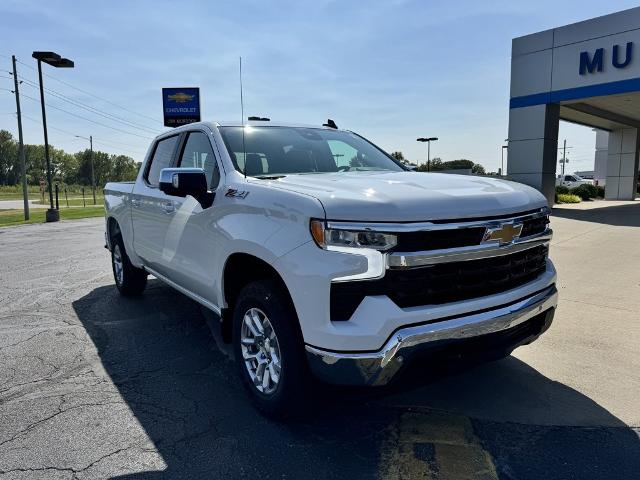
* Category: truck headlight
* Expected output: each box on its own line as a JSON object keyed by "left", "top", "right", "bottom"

{"left": 310, "top": 219, "right": 397, "bottom": 251}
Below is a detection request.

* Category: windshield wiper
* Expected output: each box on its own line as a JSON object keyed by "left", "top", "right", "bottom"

{"left": 254, "top": 174, "right": 287, "bottom": 180}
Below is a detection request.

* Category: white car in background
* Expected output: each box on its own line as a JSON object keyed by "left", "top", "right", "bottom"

{"left": 556, "top": 174, "right": 594, "bottom": 189}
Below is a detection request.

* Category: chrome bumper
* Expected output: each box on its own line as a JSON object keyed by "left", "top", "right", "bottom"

{"left": 305, "top": 285, "right": 558, "bottom": 386}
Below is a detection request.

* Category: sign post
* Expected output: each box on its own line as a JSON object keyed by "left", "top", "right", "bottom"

{"left": 162, "top": 88, "right": 201, "bottom": 127}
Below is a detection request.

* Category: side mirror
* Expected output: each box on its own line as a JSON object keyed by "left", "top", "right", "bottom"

{"left": 159, "top": 168, "right": 214, "bottom": 208}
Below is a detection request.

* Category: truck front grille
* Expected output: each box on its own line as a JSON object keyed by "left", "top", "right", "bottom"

{"left": 330, "top": 245, "right": 548, "bottom": 321}
{"left": 393, "top": 216, "right": 549, "bottom": 252}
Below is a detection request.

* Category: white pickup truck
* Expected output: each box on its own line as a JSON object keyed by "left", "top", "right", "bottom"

{"left": 104, "top": 120, "right": 557, "bottom": 415}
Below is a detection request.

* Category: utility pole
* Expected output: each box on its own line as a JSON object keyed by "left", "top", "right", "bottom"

{"left": 75, "top": 134, "right": 96, "bottom": 204}
{"left": 561, "top": 139, "right": 567, "bottom": 176}
{"left": 90, "top": 135, "right": 95, "bottom": 204}
{"left": 11, "top": 55, "right": 29, "bottom": 220}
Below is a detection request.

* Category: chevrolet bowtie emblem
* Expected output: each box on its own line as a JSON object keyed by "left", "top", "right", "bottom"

{"left": 483, "top": 222, "right": 523, "bottom": 245}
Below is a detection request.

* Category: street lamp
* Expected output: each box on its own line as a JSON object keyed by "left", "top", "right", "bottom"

{"left": 75, "top": 135, "right": 95, "bottom": 204}
{"left": 416, "top": 137, "right": 438, "bottom": 171}
{"left": 32, "top": 51, "right": 74, "bottom": 222}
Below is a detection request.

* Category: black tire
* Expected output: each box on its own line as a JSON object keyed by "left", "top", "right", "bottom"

{"left": 232, "top": 279, "right": 309, "bottom": 418}
{"left": 111, "top": 234, "right": 147, "bottom": 296}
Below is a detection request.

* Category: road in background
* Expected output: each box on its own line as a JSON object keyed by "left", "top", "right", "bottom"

{"left": 0, "top": 203, "right": 638, "bottom": 479}
{"left": 0, "top": 199, "right": 47, "bottom": 209}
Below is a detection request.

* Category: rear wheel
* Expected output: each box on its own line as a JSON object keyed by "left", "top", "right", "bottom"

{"left": 111, "top": 235, "right": 147, "bottom": 296}
{"left": 232, "top": 279, "right": 309, "bottom": 417}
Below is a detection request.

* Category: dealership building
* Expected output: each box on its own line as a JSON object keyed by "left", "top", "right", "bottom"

{"left": 508, "top": 7, "right": 640, "bottom": 203}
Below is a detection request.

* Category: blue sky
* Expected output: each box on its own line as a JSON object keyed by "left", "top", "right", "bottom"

{"left": 1, "top": 0, "right": 638, "bottom": 172}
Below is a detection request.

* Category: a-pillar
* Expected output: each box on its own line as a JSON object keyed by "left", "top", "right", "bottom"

{"left": 605, "top": 128, "right": 639, "bottom": 200}
{"left": 507, "top": 103, "right": 560, "bottom": 205}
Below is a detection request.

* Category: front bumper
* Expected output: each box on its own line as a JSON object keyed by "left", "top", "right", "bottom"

{"left": 305, "top": 284, "right": 557, "bottom": 386}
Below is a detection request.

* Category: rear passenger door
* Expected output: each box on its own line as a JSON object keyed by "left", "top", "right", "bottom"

{"left": 131, "top": 134, "right": 181, "bottom": 275}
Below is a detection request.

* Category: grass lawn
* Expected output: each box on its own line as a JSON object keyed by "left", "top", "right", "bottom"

{"left": 0, "top": 206, "right": 104, "bottom": 227}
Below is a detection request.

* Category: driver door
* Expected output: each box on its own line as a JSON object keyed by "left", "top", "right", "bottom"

{"left": 157, "top": 130, "right": 223, "bottom": 304}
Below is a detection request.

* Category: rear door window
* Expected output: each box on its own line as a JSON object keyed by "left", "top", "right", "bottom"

{"left": 146, "top": 135, "right": 179, "bottom": 186}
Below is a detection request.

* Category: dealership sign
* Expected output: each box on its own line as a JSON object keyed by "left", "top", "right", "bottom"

{"left": 162, "top": 87, "right": 201, "bottom": 127}
{"left": 579, "top": 42, "right": 633, "bottom": 75}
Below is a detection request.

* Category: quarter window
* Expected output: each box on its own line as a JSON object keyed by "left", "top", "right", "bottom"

{"left": 146, "top": 136, "right": 179, "bottom": 186}
{"left": 178, "top": 132, "right": 220, "bottom": 189}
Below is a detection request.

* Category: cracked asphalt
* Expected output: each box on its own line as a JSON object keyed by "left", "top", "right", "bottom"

{"left": 0, "top": 205, "right": 639, "bottom": 479}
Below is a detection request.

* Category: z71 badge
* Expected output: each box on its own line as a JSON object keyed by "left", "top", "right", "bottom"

{"left": 225, "top": 188, "right": 249, "bottom": 199}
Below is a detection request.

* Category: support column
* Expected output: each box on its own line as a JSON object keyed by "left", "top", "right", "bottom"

{"left": 507, "top": 103, "right": 560, "bottom": 205}
{"left": 593, "top": 130, "right": 609, "bottom": 187}
{"left": 605, "top": 128, "right": 639, "bottom": 200}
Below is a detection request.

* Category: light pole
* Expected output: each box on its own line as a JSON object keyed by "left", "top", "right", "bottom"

{"left": 417, "top": 137, "right": 438, "bottom": 172}
{"left": 32, "top": 51, "right": 74, "bottom": 222}
{"left": 75, "top": 135, "right": 95, "bottom": 204}
{"left": 417, "top": 137, "right": 438, "bottom": 171}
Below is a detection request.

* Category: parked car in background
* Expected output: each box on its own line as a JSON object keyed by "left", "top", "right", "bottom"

{"left": 556, "top": 174, "right": 594, "bottom": 189}
{"left": 104, "top": 120, "right": 557, "bottom": 416}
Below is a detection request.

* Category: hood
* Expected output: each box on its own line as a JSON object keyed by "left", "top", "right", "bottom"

{"left": 255, "top": 171, "right": 547, "bottom": 222}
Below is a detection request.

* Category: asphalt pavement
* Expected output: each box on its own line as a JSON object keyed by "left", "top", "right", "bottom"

{"left": 0, "top": 202, "right": 638, "bottom": 479}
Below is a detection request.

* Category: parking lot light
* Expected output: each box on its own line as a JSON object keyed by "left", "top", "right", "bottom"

{"left": 32, "top": 51, "right": 74, "bottom": 222}
{"left": 417, "top": 137, "right": 438, "bottom": 171}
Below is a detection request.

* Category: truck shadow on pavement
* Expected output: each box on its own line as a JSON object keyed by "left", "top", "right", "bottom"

{"left": 72, "top": 280, "right": 640, "bottom": 480}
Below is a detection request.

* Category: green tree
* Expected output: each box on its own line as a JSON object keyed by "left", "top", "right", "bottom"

{"left": 110, "top": 154, "right": 139, "bottom": 182}
{"left": 0, "top": 130, "right": 18, "bottom": 185}
{"left": 390, "top": 151, "right": 405, "bottom": 161}
{"left": 471, "top": 163, "right": 486, "bottom": 175}
{"left": 416, "top": 157, "right": 443, "bottom": 172}
{"left": 24, "top": 144, "right": 46, "bottom": 185}
{"left": 441, "top": 159, "right": 474, "bottom": 170}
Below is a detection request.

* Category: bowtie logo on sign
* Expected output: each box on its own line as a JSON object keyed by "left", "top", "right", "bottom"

{"left": 579, "top": 42, "right": 633, "bottom": 75}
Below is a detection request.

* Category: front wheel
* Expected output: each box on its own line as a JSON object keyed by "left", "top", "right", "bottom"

{"left": 232, "top": 279, "right": 309, "bottom": 417}
{"left": 111, "top": 235, "right": 147, "bottom": 296}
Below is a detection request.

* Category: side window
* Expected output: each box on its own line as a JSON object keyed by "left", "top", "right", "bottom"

{"left": 178, "top": 132, "right": 220, "bottom": 189}
{"left": 146, "top": 136, "right": 179, "bottom": 186}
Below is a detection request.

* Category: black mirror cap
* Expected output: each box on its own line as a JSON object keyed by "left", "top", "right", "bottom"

{"left": 159, "top": 168, "right": 213, "bottom": 207}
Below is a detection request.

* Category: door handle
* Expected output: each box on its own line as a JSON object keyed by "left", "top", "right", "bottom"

{"left": 161, "top": 201, "right": 175, "bottom": 214}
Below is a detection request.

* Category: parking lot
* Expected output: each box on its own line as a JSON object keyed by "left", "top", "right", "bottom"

{"left": 0, "top": 201, "right": 639, "bottom": 479}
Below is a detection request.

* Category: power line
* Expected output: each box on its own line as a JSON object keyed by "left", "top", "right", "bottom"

{"left": 15, "top": 57, "right": 163, "bottom": 125}
{"left": 22, "top": 113, "right": 82, "bottom": 137}
{"left": 19, "top": 91, "right": 153, "bottom": 140}
{"left": 5, "top": 67, "right": 159, "bottom": 138}
{"left": 21, "top": 113, "right": 145, "bottom": 155}
{"left": 18, "top": 76, "right": 159, "bottom": 134}
{"left": 93, "top": 139, "right": 146, "bottom": 154}
{"left": 22, "top": 112, "right": 145, "bottom": 150}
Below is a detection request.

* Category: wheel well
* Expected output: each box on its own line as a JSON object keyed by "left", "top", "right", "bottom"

{"left": 221, "top": 253, "right": 293, "bottom": 343}
{"left": 107, "top": 217, "right": 120, "bottom": 249}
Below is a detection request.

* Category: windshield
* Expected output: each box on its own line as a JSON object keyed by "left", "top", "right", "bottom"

{"left": 219, "top": 126, "right": 405, "bottom": 177}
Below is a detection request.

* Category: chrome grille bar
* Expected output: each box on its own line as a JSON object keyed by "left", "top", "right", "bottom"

{"left": 387, "top": 230, "right": 552, "bottom": 268}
